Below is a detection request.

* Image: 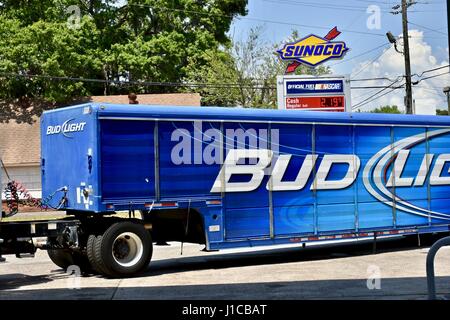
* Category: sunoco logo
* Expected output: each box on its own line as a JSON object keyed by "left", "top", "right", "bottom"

{"left": 46, "top": 118, "right": 86, "bottom": 137}
{"left": 277, "top": 29, "right": 349, "bottom": 67}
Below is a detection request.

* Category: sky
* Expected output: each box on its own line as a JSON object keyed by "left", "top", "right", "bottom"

{"left": 230, "top": 0, "right": 449, "bottom": 113}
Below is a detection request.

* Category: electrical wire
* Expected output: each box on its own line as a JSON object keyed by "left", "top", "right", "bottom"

{"left": 1, "top": 72, "right": 415, "bottom": 90}
{"left": 352, "top": 84, "right": 404, "bottom": 110}
{"left": 352, "top": 72, "right": 450, "bottom": 110}
{"left": 351, "top": 46, "right": 391, "bottom": 78}
{"left": 352, "top": 78, "right": 405, "bottom": 109}
{"left": 263, "top": 0, "right": 397, "bottom": 12}
{"left": 415, "top": 71, "right": 450, "bottom": 83}
{"left": 329, "top": 43, "right": 390, "bottom": 67}
{"left": 412, "top": 65, "right": 450, "bottom": 78}
{"left": 408, "top": 21, "right": 449, "bottom": 36}
{"left": 126, "top": 3, "right": 387, "bottom": 37}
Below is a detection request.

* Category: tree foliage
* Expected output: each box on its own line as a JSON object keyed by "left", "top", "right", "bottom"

{"left": 371, "top": 105, "right": 403, "bottom": 114}
{"left": 0, "top": 0, "right": 248, "bottom": 122}
{"left": 185, "top": 27, "right": 330, "bottom": 108}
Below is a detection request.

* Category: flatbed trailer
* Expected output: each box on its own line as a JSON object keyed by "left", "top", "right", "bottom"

{"left": 2, "top": 103, "right": 450, "bottom": 277}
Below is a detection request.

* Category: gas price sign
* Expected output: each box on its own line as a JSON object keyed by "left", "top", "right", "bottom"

{"left": 277, "top": 75, "right": 351, "bottom": 112}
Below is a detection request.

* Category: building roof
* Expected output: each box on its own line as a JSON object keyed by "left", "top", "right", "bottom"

{"left": 1, "top": 93, "right": 201, "bottom": 167}
{"left": 85, "top": 93, "right": 201, "bottom": 106}
{"left": 0, "top": 119, "right": 40, "bottom": 167}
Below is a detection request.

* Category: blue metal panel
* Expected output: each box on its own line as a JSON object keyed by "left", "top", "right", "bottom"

{"left": 100, "top": 120, "right": 155, "bottom": 201}
{"left": 273, "top": 205, "right": 314, "bottom": 236}
{"left": 41, "top": 104, "right": 99, "bottom": 211}
{"left": 317, "top": 203, "right": 355, "bottom": 232}
{"left": 222, "top": 122, "right": 270, "bottom": 239}
{"left": 225, "top": 207, "right": 270, "bottom": 239}
{"left": 315, "top": 125, "right": 355, "bottom": 205}
{"left": 429, "top": 133, "right": 450, "bottom": 202}
{"left": 271, "top": 123, "right": 314, "bottom": 207}
{"left": 358, "top": 201, "right": 395, "bottom": 230}
{"left": 222, "top": 122, "right": 270, "bottom": 209}
{"left": 158, "top": 121, "right": 221, "bottom": 199}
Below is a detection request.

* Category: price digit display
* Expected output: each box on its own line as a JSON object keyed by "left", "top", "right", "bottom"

{"left": 320, "top": 97, "right": 344, "bottom": 108}
{"left": 286, "top": 96, "right": 345, "bottom": 111}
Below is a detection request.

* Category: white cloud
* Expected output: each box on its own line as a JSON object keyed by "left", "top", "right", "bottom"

{"left": 350, "top": 30, "right": 449, "bottom": 114}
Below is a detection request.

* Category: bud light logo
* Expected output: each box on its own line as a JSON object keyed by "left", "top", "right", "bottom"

{"left": 210, "top": 129, "right": 450, "bottom": 220}
{"left": 363, "top": 128, "right": 450, "bottom": 220}
{"left": 46, "top": 118, "right": 86, "bottom": 138}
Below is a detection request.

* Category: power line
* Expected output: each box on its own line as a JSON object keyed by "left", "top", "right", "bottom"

{"left": 413, "top": 65, "right": 450, "bottom": 78}
{"left": 0, "top": 71, "right": 410, "bottom": 90}
{"left": 126, "top": 3, "right": 387, "bottom": 38}
{"left": 265, "top": 0, "right": 443, "bottom": 12}
{"left": 0, "top": 72, "right": 277, "bottom": 90}
{"left": 352, "top": 78, "right": 405, "bottom": 109}
{"left": 352, "top": 87, "right": 382, "bottom": 100}
{"left": 351, "top": 45, "right": 391, "bottom": 77}
{"left": 329, "top": 43, "right": 390, "bottom": 67}
{"left": 351, "top": 76, "right": 403, "bottom": 82}
{"left": 352, "top": 84, "right": 405, "bottom": 110}
{"left": 408, "top": 21, "right": 448, "bottom": 35}
{"left": 263, "top": 0, "right": 396, "bottom": 12}
{"left": 352, "top": 72, "right": 450, "bottom": 110}
{"left": 415, "top": 71, "right": 450, "bottom": 83}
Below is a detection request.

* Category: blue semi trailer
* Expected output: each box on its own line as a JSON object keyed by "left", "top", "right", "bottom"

{"left": 2, "top": 102, "right": 450, "bottom": 277}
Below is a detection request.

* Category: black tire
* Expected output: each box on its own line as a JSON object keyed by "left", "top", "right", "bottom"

{"left": 47, "top": 249, "right": 91, "bottom": 274}
{"left": 96, "top": 222, "right": 152, "bottom": 277}
{"left": 92, "top": 235, "right": 111, "bottom": 276}
{"left": 87, "top": 234, "right": 102, "bottom": 274}
{"left": 47, "top": 249, "right": 74, "bottom": 269}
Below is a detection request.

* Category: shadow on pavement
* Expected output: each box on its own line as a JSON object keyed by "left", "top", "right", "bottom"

{"left": 0, "top": 274, "right": 53, "bottom": 291}
{"left": 145, "top": 233, "right": 448, "bottom": 276}
{"left": 0, "top": 276, "right": 449, "bottom": 300}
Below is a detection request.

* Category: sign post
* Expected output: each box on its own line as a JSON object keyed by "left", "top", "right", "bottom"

{"left": 277, "top": 74, "right": 351, "bottom": 112}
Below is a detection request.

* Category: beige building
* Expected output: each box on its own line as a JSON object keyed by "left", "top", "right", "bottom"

{"left": 1, "top": 93, "right": 201, "bottom": 199}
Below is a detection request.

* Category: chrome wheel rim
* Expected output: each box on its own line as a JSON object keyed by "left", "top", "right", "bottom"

{"left": 112, "top": 232, "right": 143, "bottom": 267}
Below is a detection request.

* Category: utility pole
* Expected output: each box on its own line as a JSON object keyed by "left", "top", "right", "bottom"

{"left": 448, "top": 0, "right": 450, "bottom": 64}
{"left": 391, "top": 1, "right": 414, "bottom": 114}
{"left": 444, "top": 87, "right": 450, "bottom": 115}
{"left": 401, "top": 0, "right": 413, "bottom": 114}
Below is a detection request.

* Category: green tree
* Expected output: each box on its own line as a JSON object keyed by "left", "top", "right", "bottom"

{"left": 185, "top": 28, "right": 330, "bottom": 108}
{"left": 371, "top": 105, "right": 403, "bottom": 114}
{"left": 0, "top": 0, "right": 248, "bottom": 123}
{"left": 436, "top": 109, "right": 449, "bottom": 116}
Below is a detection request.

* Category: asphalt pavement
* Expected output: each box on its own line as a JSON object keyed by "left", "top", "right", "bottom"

{"left": 1, "top": 233, "right": 450, "bottom": 300}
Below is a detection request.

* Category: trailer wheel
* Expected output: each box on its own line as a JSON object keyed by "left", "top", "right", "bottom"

{"left": 87, "top": 234, "right": 104, "bottom": 274}
{"left": 47, "top": 249, "right": 74, "bottom": 269}
{"left": 97, "top": 222, "right": 152, "bottom": 277}
{"left": 47, "top": 249, "right": 91, "bottom": 273}
{"left": 92, "top": 235, "right": 111, "bottom": 276}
